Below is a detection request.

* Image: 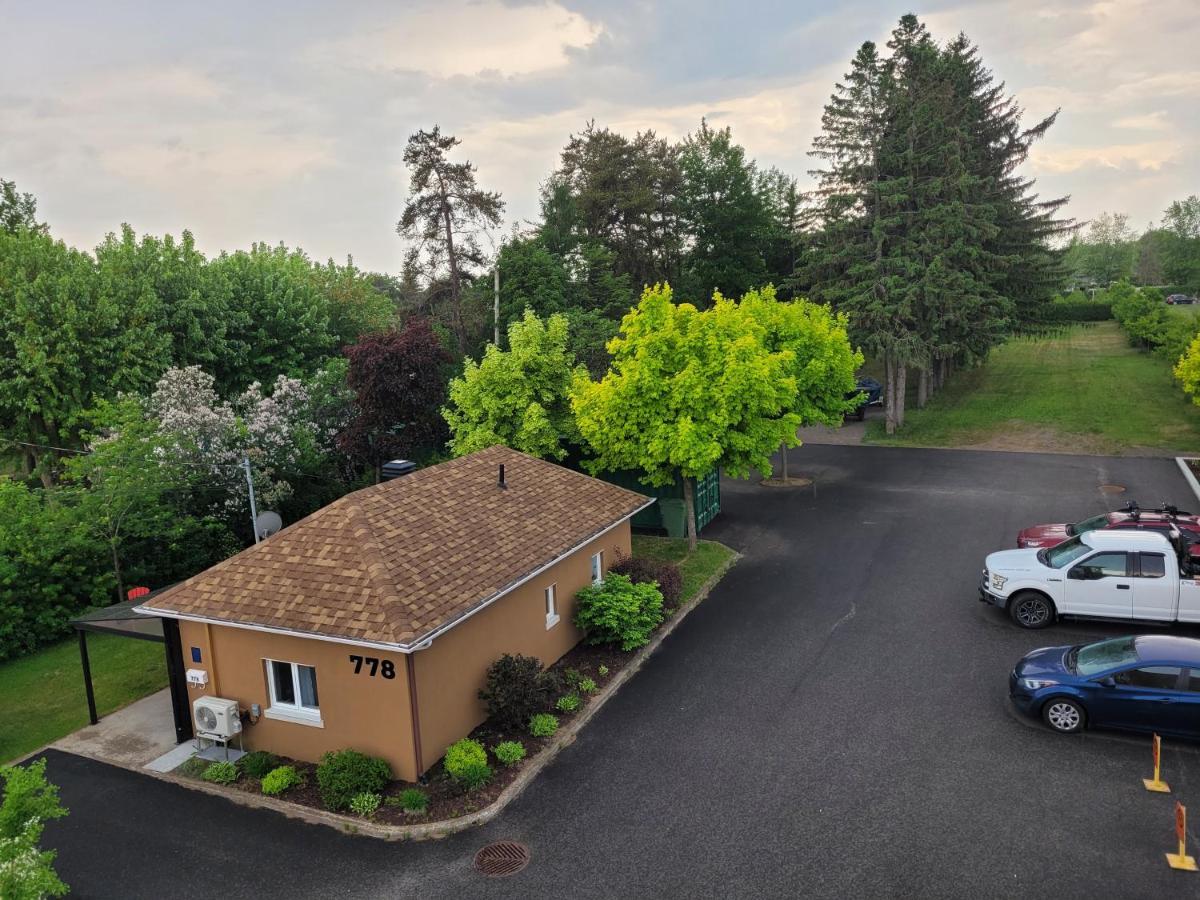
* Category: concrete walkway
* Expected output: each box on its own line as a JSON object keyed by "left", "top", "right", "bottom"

{"left": 52, "top": 688, "right": 178, "bottom": 768}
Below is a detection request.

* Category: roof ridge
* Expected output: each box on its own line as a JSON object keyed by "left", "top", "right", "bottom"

{"left": 344, "top": 500, "right": 412, "bottom": 642}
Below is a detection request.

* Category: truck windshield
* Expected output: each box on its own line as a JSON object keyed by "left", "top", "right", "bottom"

{"left": 1072, "top": 636, "right": 1138, "bottom": 675}
{"left": 1068, "top": 514, "right": 1110, "bottom": 537}
{"left": 1043, "top": 537, "right": 1092, "bottom": 569}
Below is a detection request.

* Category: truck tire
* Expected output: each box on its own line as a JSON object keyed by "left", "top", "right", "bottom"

{"left": 1009, "top": 591, "right": 1056, "bottom": 629}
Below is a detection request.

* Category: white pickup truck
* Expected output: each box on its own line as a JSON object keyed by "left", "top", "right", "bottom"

{"left": 979, "top": 529, "right": 1200, "bottom": 628}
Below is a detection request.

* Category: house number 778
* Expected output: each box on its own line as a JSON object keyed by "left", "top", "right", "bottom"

{"left": 349, "top": 654, "right": 395, "bottom": 679}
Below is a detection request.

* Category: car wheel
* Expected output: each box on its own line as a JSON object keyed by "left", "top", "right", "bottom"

{"left": 1042, "top": 697, "right": 1086, "bottom": 734}
{"left": 1009, "top": 591, "right": 1056, "bottom": 629}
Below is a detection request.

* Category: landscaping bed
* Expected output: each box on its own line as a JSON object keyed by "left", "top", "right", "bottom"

{"left": 172, "top": 537, "right": 736, "bottom": 831}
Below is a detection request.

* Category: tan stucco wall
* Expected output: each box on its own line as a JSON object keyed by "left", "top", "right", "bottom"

{"left": 178, "top": 621, "right": 419, "bottom": 780}
{"left": 411, "top": 520, "right": 631, "bottom": 771}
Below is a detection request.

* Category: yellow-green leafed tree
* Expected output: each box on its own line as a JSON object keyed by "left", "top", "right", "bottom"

{"left": 443, "top": 309, "right": 585, "bottom": 460}
{"left": 572, "top": 284, "right": 805, "bottom": 549}
{"left": 1174, "top": 333, "right": 1200, "bottom": 403}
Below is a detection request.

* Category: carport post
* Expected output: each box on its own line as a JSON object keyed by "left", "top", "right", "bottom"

{"left": 78, "top": 629, "right": 99, "bottom": 725}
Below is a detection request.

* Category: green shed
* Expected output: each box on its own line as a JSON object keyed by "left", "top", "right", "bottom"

{"left": 593, "top": 469, "right": 721, "bottom": 538}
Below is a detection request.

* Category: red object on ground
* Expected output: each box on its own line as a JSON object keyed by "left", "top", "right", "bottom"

{"left": 127, "top": 586, "right": 151, "bottom": 600}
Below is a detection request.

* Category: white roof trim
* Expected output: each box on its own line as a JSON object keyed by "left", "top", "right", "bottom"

{"left": 134, "top": 499, "right": 656, "bottom": 654}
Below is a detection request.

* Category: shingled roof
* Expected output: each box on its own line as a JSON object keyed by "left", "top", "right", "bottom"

{"left": 138, "top": 446, "right": 653, "bottom": 650}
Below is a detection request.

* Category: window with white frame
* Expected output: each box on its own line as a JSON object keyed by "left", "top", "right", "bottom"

{"left": 590, "top": 550, "right": 604, "bottom": 584}
{"left": 265, "top": 659, "right": 322, "bottom": 726}
{"left": 544, "top": 584, "right": 559, "bottom": 629}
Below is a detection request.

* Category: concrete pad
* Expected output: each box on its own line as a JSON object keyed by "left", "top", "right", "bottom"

{"left": 143, "top": 742, "right": 196, "bottom": 773}
{"left": 53, "top": 688, "right": 179, "bottom": 768}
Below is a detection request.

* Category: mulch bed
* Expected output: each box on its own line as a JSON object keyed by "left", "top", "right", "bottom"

{"left": 174, "top": 607, "right": 681, "bottom": 826}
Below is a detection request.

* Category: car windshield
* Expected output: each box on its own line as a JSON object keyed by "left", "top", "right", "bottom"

{"left": 1043, "top": 536, "right": 1093, "bottom": 568}
{"left": 1068, "top": 514, "right": 1110, "bottom": 537}
{"left": 1073, "top": 636, "right": 1139, "bottom": 676}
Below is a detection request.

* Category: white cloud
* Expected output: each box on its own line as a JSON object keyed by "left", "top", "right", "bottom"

{"left": 315, "top": 1, "right": 602, "bottom": 79}
{"left": 1032, "top": 140, "right": 1183, "bottom": 174}
{"left": 1113, "top": 111, "right": 1170, "bottom": 131}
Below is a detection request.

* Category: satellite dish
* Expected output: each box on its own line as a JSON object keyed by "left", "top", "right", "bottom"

{"left": 255, "top": 511, "right": 283, "bottom": 540}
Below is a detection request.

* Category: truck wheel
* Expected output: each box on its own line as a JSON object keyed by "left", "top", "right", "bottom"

{"left": 1009, "top": 592, "right": 1055, "bottom": 629}
{"left": 1042, "top": 697, "right": 1086, "bottom": 733}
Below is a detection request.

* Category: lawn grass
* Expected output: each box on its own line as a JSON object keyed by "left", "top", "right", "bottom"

{"left": 631, "top": 535, "right": 737, "bottom": 603}
{"left": 0, "top": 634, "right": 167, "bottom": 764}
{"left": 865, "top": 321, "right": 1200, "bottom": 454}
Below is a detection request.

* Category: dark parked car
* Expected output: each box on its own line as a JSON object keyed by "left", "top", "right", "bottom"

{"left": 847, "top": 376, "right": 883, "bottom": 421}
{"left": 1166, "top": 294, "right": 1196, "bottom": 305}
{"left": 1009, "top": 634, "right": 1200, "bottom": 738}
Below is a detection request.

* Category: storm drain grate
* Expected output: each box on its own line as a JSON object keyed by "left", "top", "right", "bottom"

{"left": 1099, "top": 484, "right": 1127, "bottom": 494}
{"left": 474, "top": 841, "right": 530, "bottom": 877}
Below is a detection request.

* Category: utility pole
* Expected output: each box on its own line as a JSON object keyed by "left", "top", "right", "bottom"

{"left": 493, "top": 264, "right": 500, "bottom": 346}
{"left": 242, "top": 456, "right": 260, "bottom": 544}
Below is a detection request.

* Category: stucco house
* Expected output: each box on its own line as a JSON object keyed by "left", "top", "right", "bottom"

{"left": 136, "top": 445, "right": 653, "bottom": 781}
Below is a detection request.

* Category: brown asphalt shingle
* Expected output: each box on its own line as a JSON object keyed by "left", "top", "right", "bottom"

{"left": 139, "top": 446, "right": 652, "bottom": 648}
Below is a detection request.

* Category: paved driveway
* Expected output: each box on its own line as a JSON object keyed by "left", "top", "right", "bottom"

{"left": 40, "top": 446, "right": 1200, "bottom": 899}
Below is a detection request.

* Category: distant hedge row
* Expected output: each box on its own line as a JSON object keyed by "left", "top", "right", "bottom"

{"left": 1038, "top": 297, "right": 1113, "bottom": 323}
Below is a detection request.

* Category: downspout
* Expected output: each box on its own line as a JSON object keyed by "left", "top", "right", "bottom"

{"left": 405, "top": 654, "right": 424, "bottom": 776}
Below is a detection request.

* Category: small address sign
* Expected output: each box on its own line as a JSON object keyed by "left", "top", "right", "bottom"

{"left": 349, "top": 654, "right": 396, "bottom": 679}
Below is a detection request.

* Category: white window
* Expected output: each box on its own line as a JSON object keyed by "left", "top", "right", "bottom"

{"left": 544, "top": 584, "right": 559, "bottom": 629}
{"left": 264, "top": 659, "right": 323, "bottom": 727}
{"left": 590, "top": 550, "right": 604, "bottom": 584}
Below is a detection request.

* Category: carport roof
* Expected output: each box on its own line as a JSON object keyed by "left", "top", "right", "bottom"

{"left": 137, "top": 446, "right": 653, "bottom": 651}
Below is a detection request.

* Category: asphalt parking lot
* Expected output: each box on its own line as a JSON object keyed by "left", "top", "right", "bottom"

{"left": 39, "top": 445, "right": 1200, "bottom": 898}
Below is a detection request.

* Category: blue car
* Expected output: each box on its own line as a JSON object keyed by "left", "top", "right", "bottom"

{"left": 1009, "top": 635, "right": 1200, "bottom": 737}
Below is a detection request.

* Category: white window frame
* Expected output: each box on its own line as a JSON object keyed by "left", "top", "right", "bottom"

{"left": 544, "top": 583, "right": 559, "bottom": 629}
{"left": 590, "top": 550, "right": 604, "bottom": 585}
{"left": 263, "top": 658, "right": 323, "bottom": 727}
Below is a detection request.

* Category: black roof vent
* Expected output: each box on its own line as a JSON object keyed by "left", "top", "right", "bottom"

{"left": 381, "top": 459, "right": 417, "bottom": 481}
{"left": 498, "top": 464, "right": 506, "bottom": 489}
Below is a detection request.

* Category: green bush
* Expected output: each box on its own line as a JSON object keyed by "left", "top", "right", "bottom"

{"left": 390, "top": 787, "right": 429, "bottom": 813}
{"left": 1038, "top": 298, "right": 1113, "bottom": 323}
{"left": 556, "top": 693, "right": 580, "bottom": 713}
{"left": 574, "top": 572, "right": 664, "bottom": 651}
{"left": 260, "top": 765, "right": 304, "bottom": 796}
{"left": 598, "top": 665, "right": 609, "bottom": 677}
{"left": 610, "top": 556, "right": 684, "bottom": 605}
{"left": 478, "top": 653, "right": 557, "bottom": 731}
{"left": 237, "top": 751, "right": 280, "bottom": 780}
{"left": 578, "top": 676, "right": 598, "bottom": 694}
{"left": 0, "top": 758, "right": 70, "bottom": 899}
{"left": 529, "top": 713, "right": 559, "bottom": 738}
{"left": 349, "top": 791, "right": 382, "bottom": 818}
{"left": 562, "top": 667, "right": 583, "bottom": 688}
{"left": 201, "top": 761, "right": 239, "bottom": 785}
{"left": 493, "top": 740, "right": 526, "bottom": 766}
{"left": 443, "top": 739, "right": 492, "bottom": 790}
{"left": 316, "top": 750, "right": 392, "bottom": 812}
{"left": 177, "top": 756, "right": 210, "bottom": 779}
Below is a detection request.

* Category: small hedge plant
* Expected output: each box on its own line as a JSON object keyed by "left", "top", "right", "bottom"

{"left": 201, "top": 761, "right": 239, "bottom": 784}
{"left": 529, "top": 713, "right": 558, "bottom": 738}
{"left": 598, "top": 665, "right": 609, "bottom": 677}
{"left": 237, "top": 751, "right": 279, "bottom": 780}
{"left": 390, "top": 787, "right": 429, "bottom": 814}
{"left": 493, "top": 741, "right": 526, "bottom": 766}
{"left": 260, "top": 765, "right": 304, "bottom": 796}
{"left": 578, "top": 677, "right": 597, "bottom": 694}
{"left": 574, "top": 572, "right": 664, "bottom": 651}
{"left": 478, "top": 653, "right": 557, "bottom": 731}
{"left": 444, "top": 738, "right": 492, "bottom": 790}
{"left": 610, "top": 556, "right": 683, "bottom": 606}
{"left": 556, "top": 693, "right": 580, "bottom": 713}
{"left": 316, "top": 750, "right": 392, "bottom": 812}
{"left": 349, "top": 792, "right": 382, "bottom": 818}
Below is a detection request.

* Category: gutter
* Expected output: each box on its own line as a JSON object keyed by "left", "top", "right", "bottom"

{"left": 133, "top": 498, "right": 656, "bottom": 654}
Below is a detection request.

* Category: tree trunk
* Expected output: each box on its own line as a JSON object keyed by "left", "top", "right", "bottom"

{"left": 780, "top": 441, "right": 788, "bottom": 482}
{"left": 884, "top": 355, "right": 898, "bottom": 435}
{"left": 111, "top": 539, "right": 125, "bottom": 605}
{"left": 917, "top": 368, "right": 928, "bottom": 408}
{"left": 682, "top": 476, "right": 698, "bottom": 552}
{"left": 895, "top": 365, "right": 908, "bottom": 429}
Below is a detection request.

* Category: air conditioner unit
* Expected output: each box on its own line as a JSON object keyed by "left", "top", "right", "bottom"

{"left": 193, "top": 696, "right": 242, "bottom": 740}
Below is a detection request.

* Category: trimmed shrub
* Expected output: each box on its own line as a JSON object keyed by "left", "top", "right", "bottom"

{"left": 478, "top": 653, "right": 557, "bottom": 731}
{"left": 610, "top": 557, "right": 683, "bottom": 606}
{"left": 391, "top": 787, "right": 429, "bottom": 813}
{"left": 578, "top": 676, "right": 597, "bottom": 694}
{"left": 237, "top": 751, "right": 279, "bottom": 780}
{"left": 493, "top": 741, "right": 526, "bottom": 766}
{"left": 574, "top": 573, "right": 664, "bottom": 651}
{"left": 444, "top": 738, "right": 492, "bottom": 790}
{"left": 316, "top": 750, "right": 392, "bottom": 812}
{"left": 177, "top": 756, "right": 210, "bottom": 779}
{"left": 556, "top": 693, "right": 580, "bottom": 713}
{"left": 201, "top": 761, "right": 239, "bottom": 785}
{"left": 349, "top": 791, "right": 382, "bottom": 818}
{"left": 529, "top": 713, "right": 559, "bottom": 738}
{"left": 260, "top": 765, "right": 304, "bottom": 796}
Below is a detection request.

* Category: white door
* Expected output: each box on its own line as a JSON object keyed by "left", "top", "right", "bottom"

{"left": 1064, "top": 552, "right": 1133, "bottom": 618}
{"left": 1178, "top": 578, "right": 1200, "bottom": 623}
{"left": 1131, "top": 552, "right": 1175, "bottom": 621}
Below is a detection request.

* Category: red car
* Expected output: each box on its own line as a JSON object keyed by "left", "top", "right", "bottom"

{"left": 1016, "top": 503, "right": 1200, "bottom": 549}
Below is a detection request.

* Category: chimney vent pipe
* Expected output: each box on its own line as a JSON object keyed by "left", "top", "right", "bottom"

{"left": 498, "top": 464, "right": 506, "bottom": 489}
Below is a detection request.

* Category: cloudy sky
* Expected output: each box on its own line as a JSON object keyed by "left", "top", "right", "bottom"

{"left": 3, "top": 0, "right": 1197, "bottom": 272}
